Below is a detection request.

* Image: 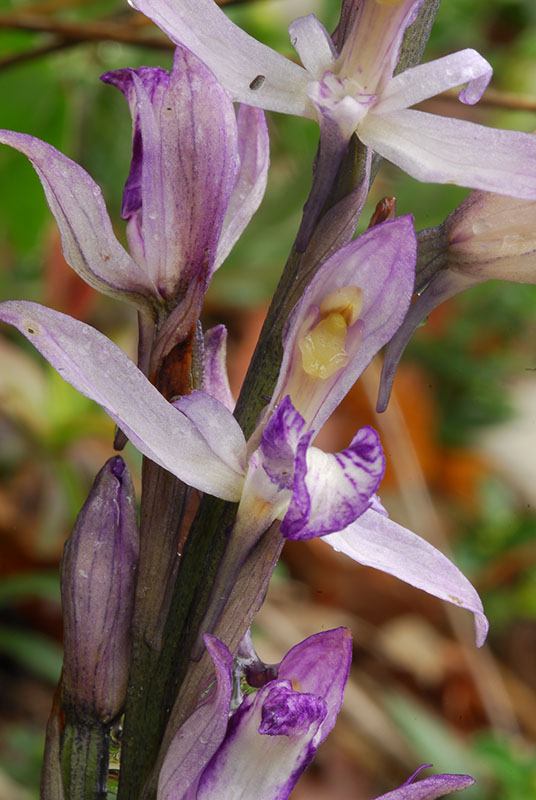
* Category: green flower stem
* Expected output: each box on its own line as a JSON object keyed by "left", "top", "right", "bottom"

{"left": 60, "top": 718, "right": 110, "bottom": 800}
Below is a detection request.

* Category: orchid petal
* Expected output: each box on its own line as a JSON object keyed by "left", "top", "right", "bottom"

{"left": 374, "top": 49, "right": 492, "bottom": 114}
{"left": 236, "top": 397, "right": 305, "bottom": 534}
{"left": 197, "top": 679, "right": 326, "bottom": 800}
{"left": 174, "top": 391, "right": 246, "bottom": 474}
{"left": 0, "top": 131, "right": 157, "bottom": 310}
{"left": 213, "top": 106, "right": 270, "bottom": 272}
{"left": 258, "top": 396, "right": 305, "bottom": 494}
{"left": 375, "top": 766, "right": 475, "bottom": 799}
{"left": 104, "top": 48, "right": 238, "bottom": 298}
{"left": 158, "top": 636, "right": 233, "bottom": 800}
{"left": 337, "top": 0, "right": 423, "bottom": 92}
{"left": 129, "top": 0, "right": 312, "bottom": 117}
{"left": 281, "top": 426, "right": 385, "bottom": 540}
{"left": 101, "top": 67, "right": 169, "bottom": 219}
{"left": 203, "top": 325, "right": 235, "bottom": 412}
{"left": 288, "top": 15, "right": 337, "bottom": 79}
{"left": 0, "top": 301, "right": 245, "bottom": 500}
{"left": 278, "top": 627, "right": 352, "bottom": 743}
{"left": 359, "top": 109, "right": 536, "bottom": 199}
{"left": 377, "top": 269, "right": 479, "bottom": 413}
{"left": 323, "top": 508, "right": 489, "bottom": 647}
{"left": 269, "top": 217, "right": 416, "bottom": 433}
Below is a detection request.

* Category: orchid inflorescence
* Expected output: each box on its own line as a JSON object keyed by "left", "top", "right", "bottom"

{"left": 1, "top": 1, "right": 535, "bottom": 798}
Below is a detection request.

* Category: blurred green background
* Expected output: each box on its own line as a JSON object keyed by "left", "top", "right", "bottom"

{"left": 0, "top": 1, "right": 535, "bottom": 798}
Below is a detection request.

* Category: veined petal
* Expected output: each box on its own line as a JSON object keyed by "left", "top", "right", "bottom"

{"left": 281, "top": 426, "right": 385, "bottom": 540}
{"left": 213, "top": 106, "right": 270, "bottom": 273}
{"left": 375, "top": 766, "right": 475, "bottom": 799}
{"left": 337, "top": 0, "right": 424, "bottom": 92}
{"left": 101, "top": 67, "right": 170, "bottom": 219}
{"left": 236, "top": 397, "right": 305, "bottom": 535}
{"left": 129, "top": 0, "right": 313, "bottom": 117}
{"left": 174, "top": 391, "right": 247, "bottom": 474}
{"left": 0, "top": 131, "right": 157, "bottom": 310}
{"left": 0, "top": 302, "right": 245, "bottom": 500}
{"left": 106, "top": 48, "right": 239, "bottom": 298}
{"left": 158, "top": 636, "right": 233, "bottom": 800}
{"left": 278, "top": 628, "right": 352, "bottom": 743}
{"left": 203, "top": 325, "right": 235, "bottom": 412}
{"left": 377, "top": 269, "right": 479, "bottom": 412}
{"left": 268, "top": 217, "right": 416, "bottom": 434}
{"left": 374, "top": 49, "right": 492, "bottom": 114}
{"left": 359, "top": 108, "right": 536, "bottom": 199}
{"left": 197, "top": 679, "right": 326, "bottom": 800}
{"left": 323, "top": 508, "right": 489, "bottom": 647}
{"left": 288, "top": 15, "right": 337, "bottom": 79}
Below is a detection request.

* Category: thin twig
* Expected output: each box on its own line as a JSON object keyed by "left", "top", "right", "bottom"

{"left": 441, "top": 85, "right": 536, "bottom": 113}
{"left": 0, "top": 14, "right": 173, "bottom": 49}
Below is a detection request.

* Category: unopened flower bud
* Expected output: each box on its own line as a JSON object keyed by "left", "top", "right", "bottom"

{"left": 61, "top": 456, "right": 139, "bottom": 724}
{"left": 445, "top": 191, "right": 536, "bottom": 283}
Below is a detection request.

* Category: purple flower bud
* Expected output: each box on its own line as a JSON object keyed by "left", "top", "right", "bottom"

{"left": 61, "top": 456, "right": 139, "bottom": 723}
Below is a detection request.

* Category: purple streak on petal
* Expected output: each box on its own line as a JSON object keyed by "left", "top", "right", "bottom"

{"left": 0, "top": 301, "right": 245, "bottom": 500}
{"left": 136, "top": 48, "right": 239, "bottom": 298}
{"left": 174, "top": 390, "right": 247, "bottom": 474}
{"left": 374, "top": 770, "right": 475, "bottom": 799}
{"left": 158, "top": 636, "right": 233, "bottom": 800}
{"left": 101, "top": 67, "right": 170, "bottom": 219}
{"left": 278, "top": 627, "right": 352, "bottom": 743}
{"left": 271, "top": 216, "right": 416, "bottom": 433}
{"left": 374, "top": 50, "right": 492, "bottom": 114}
{"left": 203, "top": 325, "right": 235, "bottom": 412}
{"left": 214, "top": 105, "right": 270, "bottom": 272}
{"left": 281, "top": 426, "right": 385, "bottom": 540}
{"left": 259, "top": 396, "right": 305, "bottom": 491}
{"left": 0, "top": 130, "right": 157, "bottom": 309}
{"left": 130, "top": 0, "right": 312, "bottom": 116}
{"left": 359, "top": 108, "right": 536, "bottom": 199}
{"left": 258, "top": 683, "right": 327, "bottom": 736}
{"left": 377, "top": 269, "right": 479, "bottom": 413}
{"left": 197, "top": 680, "right": 325, "bottom": 800}
{"left": 323, "top": 509, "right": 489, "bottom": 647}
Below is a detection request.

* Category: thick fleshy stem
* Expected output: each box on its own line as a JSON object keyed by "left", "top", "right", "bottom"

{"left": 60, "top": 718, "right": 110, "bottom": 800}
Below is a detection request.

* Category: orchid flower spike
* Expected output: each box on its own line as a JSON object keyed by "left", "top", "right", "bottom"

{"left": 0, "top": 46, "right": 268, "bottom": 326}
{"left": 130, "top": 0, "right": 536, "bottom": 201}
{"left": 378, "top": 191, "right": 536, "bottom": 412}
{"left": 374, "top": 765, "right": 475, "bottom": 799}
{"left": 0, "top": 216, "right": 488, "bottom": 646}
{"left": 158, "top": 628, "right": 352, "bottom": 800}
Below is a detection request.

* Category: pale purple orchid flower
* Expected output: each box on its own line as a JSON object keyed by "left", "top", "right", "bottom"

{"left": 0, "top": 46, "right": 268, "bottom": 321}
{"left": 0, "top": 216, "right": 488, "bottom": 645}
{"left": 129, "top": 0, "right": 536, "bottom": 201}
{"left": 378, "top": 191, "right": 536, "bottom": 412}
{"left": 158, "top": 628, "right": 352, "bottom": 800}
{"left": 374, "top": 765, "right": 475, "bottom": 799}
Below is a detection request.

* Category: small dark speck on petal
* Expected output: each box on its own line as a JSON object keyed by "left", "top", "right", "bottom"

{"left": 249, "top": 75, "right": 265, "bottom": 91}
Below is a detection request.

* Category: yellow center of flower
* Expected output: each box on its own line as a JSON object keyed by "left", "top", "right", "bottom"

{"left": 375, "top": 0, "right": 406, "bottom": 6}
{"left": 299, "top": 286, "right": 363, "bottom": 380}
